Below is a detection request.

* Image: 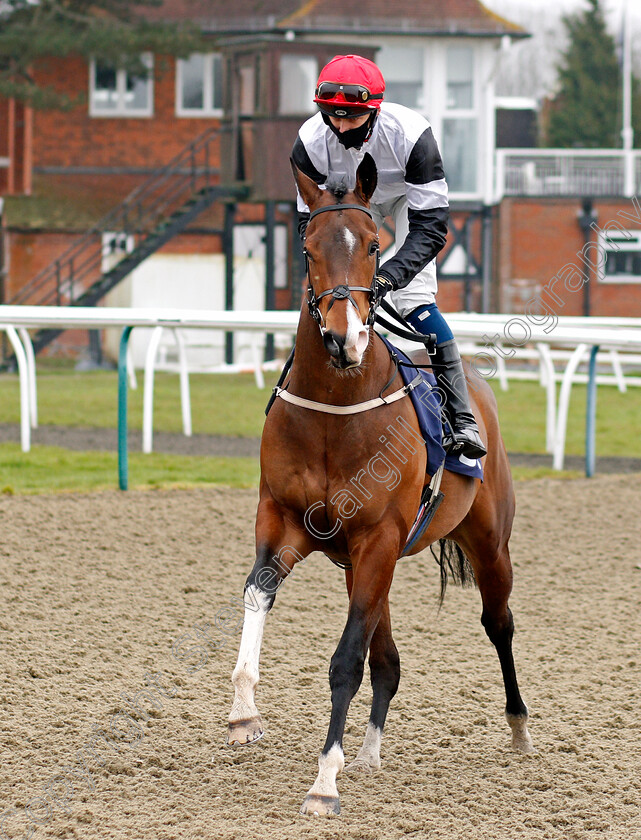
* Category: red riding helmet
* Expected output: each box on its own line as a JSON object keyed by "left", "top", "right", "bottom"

{"left": 314, "top": 55, "right": 385, "bottom": 118}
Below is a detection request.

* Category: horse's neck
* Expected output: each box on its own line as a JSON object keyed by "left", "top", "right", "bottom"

{"left": 289, "top": 310, "right": 390, "bottom": 404}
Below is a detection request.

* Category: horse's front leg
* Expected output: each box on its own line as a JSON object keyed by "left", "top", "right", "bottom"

{"left": 346, "top": 597, "right": 400, "bottom": 773}
{"left": 300, "top": 536, "right": 398, "bottom": 816}
{"left": 227, "top": 511, "right": 308, "bottom": 747}
{"left": 339, "top": 568, "right": 400, "bottom": 774}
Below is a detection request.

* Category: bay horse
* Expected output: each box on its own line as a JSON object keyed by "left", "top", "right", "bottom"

{"left": 226, "top": 153, "right": 533, "bottom": 816}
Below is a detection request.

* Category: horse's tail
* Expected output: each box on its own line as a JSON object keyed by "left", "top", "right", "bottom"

{"left": 430, "top": 539, "right": 477, "bottom": 606}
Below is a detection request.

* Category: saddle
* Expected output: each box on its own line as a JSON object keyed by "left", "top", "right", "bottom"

{"left": 378, "top": 334, "right": 483, "bottom": 481}
{"left": 376, "top": 334, "right": 483, "bottom": 556}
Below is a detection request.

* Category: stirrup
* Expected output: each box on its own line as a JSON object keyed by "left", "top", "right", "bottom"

{"left": 443, "top": 427, "right": 487, "bottom": 460}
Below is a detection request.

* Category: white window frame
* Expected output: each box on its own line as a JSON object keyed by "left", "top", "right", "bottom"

{"left": 440, "top": 43, "right": 481, "bottom": 199}
{"left": 376, "top": 45, "right": 424, "bottom": 112}
{"left": 445, "top": 44, "right": 476, "bottom": 112}
{"left": 176, "top": 53, "right": 224, "bottom": 118}
{"left": 278, "top": 55, "right": 318, "bottom": 116}
{"left": 598, "top": 229, "right": 641, "bottom": 283}
{"left": 89, "top": 54, "right": 154, "bottom": 118}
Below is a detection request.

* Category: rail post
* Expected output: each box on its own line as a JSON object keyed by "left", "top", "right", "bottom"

{"left": 118, "top": 325, "right": 134, "bottom": 490}
{"left": 585, "top": 345, "right": 600, "bottom": 478}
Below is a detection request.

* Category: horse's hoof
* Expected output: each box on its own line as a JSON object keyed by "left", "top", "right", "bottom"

{"left": 512, "top": 732, "right": 536, "bottom": 753}
{"left": 506, "top": 713, "right": 536, "bottom": 754}
{"left": 345, "top": 756, "right": 380, "bottom": 774}
{"left": 226, "top": 715, "right": 264, "bottom": 746}
{"left": 300, "top": 794, "right": 340, "bottom": 816}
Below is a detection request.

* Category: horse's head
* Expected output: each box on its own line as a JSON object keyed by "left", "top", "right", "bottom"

{"left": 292, "top": 154, "right": 379, "bottom": 370}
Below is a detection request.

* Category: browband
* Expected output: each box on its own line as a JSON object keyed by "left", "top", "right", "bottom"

{"left": 308, "top": 204, "right": 373, "bottom": 223}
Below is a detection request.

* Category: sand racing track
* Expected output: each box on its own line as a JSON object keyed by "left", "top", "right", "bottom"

{"left": 0, "top": 473, "right": 640, "bottom": 840}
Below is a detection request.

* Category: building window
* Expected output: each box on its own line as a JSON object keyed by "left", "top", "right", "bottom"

{"left": 446, "top": 46, "right": 474, "bottom": 110}
{"left": 239, "top": 65, "right": 258, "bottom": 116}
{"left": 599, "top": 230, "right": 641, "bottom": 282}
{"left": 177, "top": 53, "right": 223, "bottom": 116}
{"left": 443, "top": 46, "right": 478, "bottom": 194}
{"left": 90, "top": 55, "right": 153, "bottom": 117}
{"left": 377, "top": 46, "right": 424, "bottom": 110}
{"left": 279, "top": 55, "right": 317, "bottom": 115}
{"left": 442, "top": 118, "right": 477, "bottom": 194}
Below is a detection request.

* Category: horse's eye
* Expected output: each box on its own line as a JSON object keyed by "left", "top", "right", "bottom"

{"left": 368, "top": 241, "right": 379, "bottom": 256}
{"left": 304, "top": 250, "right": 313, "bottom": 262}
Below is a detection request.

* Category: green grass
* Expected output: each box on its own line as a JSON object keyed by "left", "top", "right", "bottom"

{"left": 1, "top": 364, "right": 637, "bottom": 454}
{"left": 0, "top": 364, "right": 639, "bottom": 494}
{"left": 486, "top": 379, "right": 641, "bottom": 458}
{"left": 509, "top": 466, "right": 583, "bottom": 482}
{"left": 0, "top": 443, "right": 259, "bottom": 495}
{"left": 0, "top": 365, "right": 271, "bottom": 493}
{"left": 0, "top": 365, "right": 279, "bottom": 437}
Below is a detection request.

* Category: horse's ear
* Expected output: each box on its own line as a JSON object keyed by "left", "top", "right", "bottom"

{"left": 354, "top": 153, "right": 377, "bottom": 205}
{"left": 290, "top": 158, "right": 323, "bottom": 209}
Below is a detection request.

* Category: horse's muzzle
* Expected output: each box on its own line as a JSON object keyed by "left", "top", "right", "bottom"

{"left": 323, "top": 330, "right": 343, "bottom": 357}
{"left": 323, "top": 330, "right": 358, "bottom": 369}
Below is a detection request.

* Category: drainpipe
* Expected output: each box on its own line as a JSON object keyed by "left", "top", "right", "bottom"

{"left": 481, "top": 205, "right": 493, "bottom": 313}
{"left": 482, "top": 38, "right": 511, "bottom": 312}
{"left": 577, "top": 198, "right": 597, "bottom": 317}
{"left": 224, "top": 203, "right": 235, "bottom": 365}
{"left": 0, "top": 197, "right": 5, "bottom": 305}
{"left": 622, "top": 0, "right": 634, "bottom": 196}
{"left": 0, "top": 197, "right": 5, "bottom": 366}
{"left": 264, "top": 200, "right": 275, "bottom": 361}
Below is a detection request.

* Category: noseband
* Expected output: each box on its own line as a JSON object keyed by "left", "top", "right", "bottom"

{"left": 303, "top": 203, "right": 381, "bottom": 329}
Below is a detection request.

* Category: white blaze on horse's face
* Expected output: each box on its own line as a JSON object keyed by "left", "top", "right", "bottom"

{"left": 343, "top": 227, "right": 357, "bottom": 255}
{"left": 323, "top": 221, "right": 371, "bottom": 368}
{"left": 344, "top": 299, "right": 370, "bottom": 365}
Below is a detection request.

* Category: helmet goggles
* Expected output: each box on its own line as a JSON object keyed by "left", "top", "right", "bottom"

{"left": 315, "top": 82, "right": 382, "bottom": 105}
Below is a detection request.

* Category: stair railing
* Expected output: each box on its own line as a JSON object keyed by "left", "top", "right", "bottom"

{"left": 10, "top": 126, "right": 226, "bottom": 307}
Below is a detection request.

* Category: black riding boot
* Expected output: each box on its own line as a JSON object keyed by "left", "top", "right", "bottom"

{"left": 432, "top": 339, "right": 487, "bottom": 459}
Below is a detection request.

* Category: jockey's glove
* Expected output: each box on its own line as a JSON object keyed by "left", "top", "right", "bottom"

{"left": 371, "top": 273, "right": 396, "bottom": 304}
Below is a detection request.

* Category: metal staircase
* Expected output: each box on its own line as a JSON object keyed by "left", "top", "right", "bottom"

{"left": 8, "top": 126, "right": 248, "bottom": 355}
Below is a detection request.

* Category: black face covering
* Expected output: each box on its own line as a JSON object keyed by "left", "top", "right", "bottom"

{"left": 322, "top": 112, "right": 377, "bottom": 150}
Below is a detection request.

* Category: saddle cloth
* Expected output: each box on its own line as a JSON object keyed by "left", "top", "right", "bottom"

{"left": 379, "top": 334, "right": 484, "bottom": 482}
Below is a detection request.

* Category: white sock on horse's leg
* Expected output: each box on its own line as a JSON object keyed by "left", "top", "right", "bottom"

{"left": 226, "top": 585, "right": 271, "bottom": 746}
{"left": 300, "top": 743, "right": 344, "bottom": 816}
{"left": 346, "top": 722, "right": 382, "bottom": 772}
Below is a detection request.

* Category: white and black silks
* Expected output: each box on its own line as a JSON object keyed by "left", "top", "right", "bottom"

{"left": 292, "top": 102, "right": 449, "bottom": 292}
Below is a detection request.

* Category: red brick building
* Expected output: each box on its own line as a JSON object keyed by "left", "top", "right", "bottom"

{"left": 1, "top": 0, "right": 640, "bottom": 362}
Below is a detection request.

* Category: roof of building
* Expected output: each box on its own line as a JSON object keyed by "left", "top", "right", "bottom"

{"left": 145, "top": 0, "right": 527, "bottom": 38}
{"left": 3, "top": 174, "right": 224, "bottom": 231}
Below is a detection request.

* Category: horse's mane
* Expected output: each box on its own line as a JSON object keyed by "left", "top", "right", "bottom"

{"left": 325, "top": 179, "right": 349, "bottom": 202}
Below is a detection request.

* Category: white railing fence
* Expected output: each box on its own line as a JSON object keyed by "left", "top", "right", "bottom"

{"left": 495, "top": 149, "right": 641, "bottom": 200}
{"left": 1, "top": 307, "right": 640, "bottom": 481}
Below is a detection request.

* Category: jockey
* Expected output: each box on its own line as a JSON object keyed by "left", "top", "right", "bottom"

{"left": 292, "top": 53, "right": 486, "bottom": 460}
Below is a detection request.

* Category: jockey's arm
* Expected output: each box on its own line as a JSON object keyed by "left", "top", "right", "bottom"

{"left": 291, "top": 136, "right": 325, "bottom": 240}
{"left": 376, "top": 206, "right": 449, "bottom": 290}
{"left": 376, "top": 126, "right": 449, "bottom": 290}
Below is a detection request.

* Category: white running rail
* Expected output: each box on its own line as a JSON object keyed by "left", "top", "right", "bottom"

{"left": 1, "top": 306, "right": 640, "bottom": 474}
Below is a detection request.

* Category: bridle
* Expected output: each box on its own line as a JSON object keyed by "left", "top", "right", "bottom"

{"left": 303, "top": 203, "right": 381, "bottom": 329}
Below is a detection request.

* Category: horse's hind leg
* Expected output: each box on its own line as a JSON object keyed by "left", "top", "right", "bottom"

{"left": 464, "top": 540, "right": 534, "bottom": 753}
{"left": 346, "top": 595, "right": 400, "bottom": 773}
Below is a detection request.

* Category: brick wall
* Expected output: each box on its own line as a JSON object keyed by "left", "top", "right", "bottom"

{"left": 496, "top": 198, "right": 641, "bottom": 317}
{"left": 32, "top": 56, "right": 221, "bottom": 169}
{"left": 5, "top": 231, "right": 75, "bottom": 300}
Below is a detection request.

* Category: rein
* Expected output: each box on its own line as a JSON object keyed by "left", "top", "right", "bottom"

{"left": 272, "top": 201, "right": 439, "bottom": 417}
